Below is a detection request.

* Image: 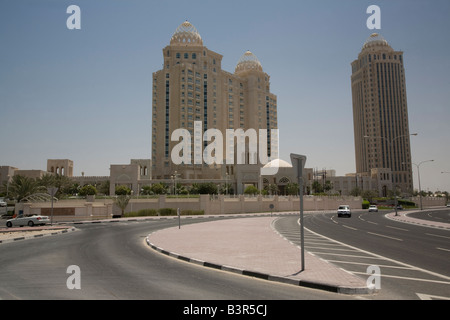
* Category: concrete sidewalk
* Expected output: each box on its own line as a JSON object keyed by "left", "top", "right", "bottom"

{"left": 146, "top": 216, "right": 372, "bottom": 295}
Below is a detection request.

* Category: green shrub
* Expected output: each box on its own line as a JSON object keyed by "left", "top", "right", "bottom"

{"left": 180, "top": 209, "right": 204, "bottom": 216}
{"left": 362, "top": 200, "right": 370, "bottom": 209}
{"left": 158, "top": 208, "right": 178, "bottom": 216}
{"left": 79, "top": 185, "right": 97, "bottom": 196}
{"left": 398, "top": 199, "right": 417, "bottom": 207}
{"left": 244, "top": 185, "right": 259, "bottom": 195}
{"left": 123, "top": 208, "right": 204, "bottom": 217}
{"left": 138, "top": 209, "right": 158, "bottom": 216}
{"left": 115, "top": 185, "right": 131, "bottom": 195}
{"left": 123, "top": 211, "right": 138, "bottom": 217}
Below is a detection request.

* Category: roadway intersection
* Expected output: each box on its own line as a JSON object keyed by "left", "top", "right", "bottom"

{"left": 275, "top": 208, "right": 450, "bottom": 300}
{"left": 0, "top": 208, "right": 449, "bottom": 301}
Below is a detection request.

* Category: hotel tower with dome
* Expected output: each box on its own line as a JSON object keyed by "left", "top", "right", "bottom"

{"left": 151, "top": 21, "right": 279, "bottom": 193}
{"left": 351, "top": 33, "right": 414, "bottom": 195}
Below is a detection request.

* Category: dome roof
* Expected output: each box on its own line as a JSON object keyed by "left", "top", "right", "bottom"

{"left": 170, "top": 21, "right": 203, "bottom": 46}
{"left": 262, "top": 159, "right": 292, "bottom": 169}
{"left": 235, "top": 51, "right": 263, "bottom": 73}
{"left": 362, "top": 33, "right": 392, "bottom": 51}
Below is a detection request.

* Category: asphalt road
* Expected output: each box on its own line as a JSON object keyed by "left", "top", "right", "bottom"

{"left": 0, "top": 217, "right": 351, "bottom": 301}
{"left": 274, "top": 209, "right": 450, "bottom": 300}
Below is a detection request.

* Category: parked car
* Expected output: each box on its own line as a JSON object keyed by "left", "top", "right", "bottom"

{"left": 0, "top": 199, "right": 7, "bottom": 207}
{"left": 396, "top": 205, "right": 403, "bottom": 210}
{"left": 446, "top": 203, "right": 450, "bottom": 207}
{"left": 6, "top": 215, "right": 50, "bottom": 228}
{"left": 337, "top": 205, "right": 351, "bottom": 218}
{"left": 368, "top": 205, "right": 378, "bottom": 212}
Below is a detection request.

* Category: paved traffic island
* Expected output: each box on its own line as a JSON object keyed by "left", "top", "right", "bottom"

{"left": 146, "top": 216, "right": 373, "bottom": 295}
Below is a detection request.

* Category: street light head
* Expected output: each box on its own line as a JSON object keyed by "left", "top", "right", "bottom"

{"left": 411, "top": 133, "right": 418, "bottom": 136}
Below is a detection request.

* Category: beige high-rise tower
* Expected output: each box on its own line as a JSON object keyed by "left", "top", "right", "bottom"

{"left": 151, "top": 21, "right": 278, "bottom": 181}
{"left": 351, "top": 33, "right": 413, "bottom": 194}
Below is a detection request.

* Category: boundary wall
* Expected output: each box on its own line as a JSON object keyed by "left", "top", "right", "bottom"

{"left": 15, "top": 195, "right": 363, "bottom": 222}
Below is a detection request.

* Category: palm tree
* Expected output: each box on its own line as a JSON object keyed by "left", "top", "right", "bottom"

{"left": 8, "top": 175, "right": 43, "bottom": 202}
{"left": 312, "top": 181, "right": 323, "bottom": 194}
{"left": 266, "top": 184, "right": 279, "bottom": 195}
{"left": 37, "top": 174, "right": 73, "bottom": 198}
{"left": 285, "top": 183, "right": 299, "bottom": 195}
{"left": 38, "top": 173, "right": 57, "bottom": 188}
{"left": 113, "top": 195, "right": 130, "bottom": 217}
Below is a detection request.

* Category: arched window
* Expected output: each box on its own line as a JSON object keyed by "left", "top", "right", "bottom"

{"left": 278, "top": 177, "right": 290, "bottom": 184}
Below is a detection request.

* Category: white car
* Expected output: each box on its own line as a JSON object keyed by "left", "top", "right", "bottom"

{"left": 6, "top": 215, "right": 50, "bottom": 228}
{"left": 368, "top": 205, "right": 378, "bottom": 212}
{"left": 337, "top": 205, "right": 351, "bottom": 218}
{"left": 0, "top": 200, "right": 7, "bottom": 207}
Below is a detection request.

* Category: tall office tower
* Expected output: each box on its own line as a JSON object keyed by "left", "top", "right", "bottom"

{"left": 351, "top": 33, "right": 413, "bottom": 194}
{"left": 151, "top": 21, "right": 277, "bottom": 180}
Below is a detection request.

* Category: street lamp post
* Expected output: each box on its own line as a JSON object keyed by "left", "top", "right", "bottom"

{"left": 47, "top": 187, "right": 58, "bottom": 226}
{"left": 171, "top": 175, "right": 175, "bottom": 195}
{"left": 171, "top": 171, "right": 180, "bottom": 196}
{"left": 225, "top": 172, "right": 229, "bottom": 196}
{"left": 130, "top": 190, "right": 134, "bottom": 213}
{"left": 411, "top": 160, "right": 434, "bottom": 210}
{"left": 442, "top": 172, "right": 450, "bottom": 205}
{"left": 364, "top": 133, "right": 417, "bottom": 216}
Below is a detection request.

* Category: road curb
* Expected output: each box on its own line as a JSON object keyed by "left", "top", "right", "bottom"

{"left": 0, "top": 227, "right": 77, "bottom": 245}
{"left": 58, "top": 211, "right": 301, "bottom": 225}
{"left": 385, "top": 210, "right": 450, "bottom": 230}
{"left": 145, "top": 235, "right": 372, "bottom": 295}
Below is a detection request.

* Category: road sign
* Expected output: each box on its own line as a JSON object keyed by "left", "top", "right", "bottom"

{"left": 47, "top": 187, "right": 58, "bottom": 197}
{"left": 290, "top": 154, "right": 307, "bottom": 272}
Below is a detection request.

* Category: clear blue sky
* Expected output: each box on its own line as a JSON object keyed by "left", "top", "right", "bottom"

{"left": 1, "top": 0, "right": 449, "bottom": 192}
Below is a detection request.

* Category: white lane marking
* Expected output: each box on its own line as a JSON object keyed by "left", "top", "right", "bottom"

{"left": 416, "top": 293, "right": 450, "bottom": 300}
{"left": 426, "top": 233, "right": 450, "bottom": 240}
{"left": 386, "top": 225, "right": 409, "bottom": 231}
{"left": 367, "top": 232, "right": 403, "bottom": 242}
{"left": 350, "top": 272, "right": 450, "bottom": 285}
{"left": 300, "top": 219, "right": 450, "bottom": 282}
